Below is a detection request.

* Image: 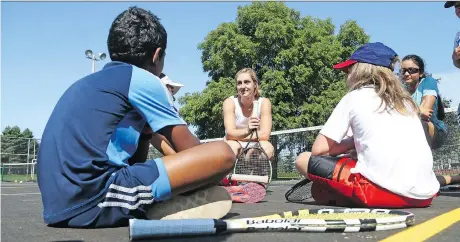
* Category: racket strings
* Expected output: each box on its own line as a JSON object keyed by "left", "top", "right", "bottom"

{"left": 235, "top": 147, "right": 271, "bottom": 177}
{"left": 285, "top": 179, "right": 313, "bottom": 203}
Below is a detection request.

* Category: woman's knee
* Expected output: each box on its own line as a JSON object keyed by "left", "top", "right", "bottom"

{"left": 225, "top": 140, "right": 242, "bottom": 156}
{"left": 260, "top": 141, "right": 274, "bottom": 159}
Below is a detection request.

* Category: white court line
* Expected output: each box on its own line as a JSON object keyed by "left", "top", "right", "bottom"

{"left": 1, "top": 187, "right": 38, "bottom": 189}
{"left": 1, "top": 183, "right": 38, "bottom": 186}
{"left": 1, "top": 193, "right": 41, "bottom": 196}
{"left": 1, "top": 185, "right": 39, "bottom": 188}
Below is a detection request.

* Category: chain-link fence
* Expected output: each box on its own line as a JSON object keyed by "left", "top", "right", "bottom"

{"left": 1, "top": 108, "right": 458, "bottom": 182}
{"left": 1, "top": 137, "right": 40, "bottom": 182}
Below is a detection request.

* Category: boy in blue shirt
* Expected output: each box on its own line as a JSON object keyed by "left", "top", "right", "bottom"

{"left": 445, "top": 1, "right": 460, "bottom": 68}
{"left": 444, "top": 2, "right": 460, "bottom": 127}
{"left": 37, "top": 7, "right": 236, "bottom": 228}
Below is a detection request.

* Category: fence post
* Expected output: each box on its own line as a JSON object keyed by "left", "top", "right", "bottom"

{"left": 26, "top": 139, "right": 31, "bottom": 180}
{"left": 1, "top": 163, "right": 4, "bottom": 182}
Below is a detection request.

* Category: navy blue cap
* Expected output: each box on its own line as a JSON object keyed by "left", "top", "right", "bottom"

{"left": 444, "top": 1, "right": 457, "bottom": 8}
{"left": 334, "top": 42, "right": 398, "bottom": 70}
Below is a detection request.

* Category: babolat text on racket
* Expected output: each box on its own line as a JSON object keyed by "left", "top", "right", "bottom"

{"left": 129, "top": 208, "right": 415, "bottom": 240}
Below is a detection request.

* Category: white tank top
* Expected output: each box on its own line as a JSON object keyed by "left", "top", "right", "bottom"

{"left": 232, "top": 96, "right": 264, "bottom": 129}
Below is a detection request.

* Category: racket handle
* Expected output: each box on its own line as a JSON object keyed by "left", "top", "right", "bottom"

{"left": 230, "top": 174, "right": 269, "bottom": 183}
{"left": 129, "top": 218, "right": 220, "bottom": 240}
{"left": 252, "top": 101, "right": 259, "bottom": 117}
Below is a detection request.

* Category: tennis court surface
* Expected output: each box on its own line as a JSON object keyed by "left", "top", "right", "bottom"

{"left": 2, "top": 182, "right": 459, "bottom": 242}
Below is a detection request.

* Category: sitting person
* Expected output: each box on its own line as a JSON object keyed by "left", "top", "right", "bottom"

{"left": 145, "top": 73, "right": 184, "bottom": 157}
{"left": 444, "top": 1, "right": 460, "bottom": 68}
{"left": 37, "top": 7, "right": 236, "bottom": 228}
{"left": 295, "top": 42, "right": 440, "bottom": 208}
{"left": 222, "top": 68, "right": 274, "bottom": 159}
{"left": 400, "top": 54, "right": 448, "bottom": 150}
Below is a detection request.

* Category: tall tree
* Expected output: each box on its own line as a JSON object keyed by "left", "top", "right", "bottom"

{"left": 179, "top": 2, "right": 369, "bottom": 139}
{"left": 1, "top": 126, "right": 39, "bottom": 163}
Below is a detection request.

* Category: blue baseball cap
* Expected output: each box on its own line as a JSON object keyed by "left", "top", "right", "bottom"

{"left": 333, "top": 42, "right": 398, "bottom": 71}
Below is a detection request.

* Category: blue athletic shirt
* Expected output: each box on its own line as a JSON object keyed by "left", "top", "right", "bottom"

{"left": 37, "top": 61, "right": 186, "bottom": 224}
{"left": 411, "top": 76, "right": 447, "bottom": 132}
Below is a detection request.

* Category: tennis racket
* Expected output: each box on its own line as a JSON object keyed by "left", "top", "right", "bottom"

{"left": 232, "top": 129, "right": 272, "bottom": 186}
{"left": 284, "top": 178, "right": 313, "bottom": 203}
{"left": 228, "top": 100, "right": 273, "bottom": 187}
{"left": 129, "top": 208, "right": 415, "bottom": 240}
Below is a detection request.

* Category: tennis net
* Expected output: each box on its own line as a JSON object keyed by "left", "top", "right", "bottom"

{"left": 199, "top": 108, "right": 459, "bottom": 180}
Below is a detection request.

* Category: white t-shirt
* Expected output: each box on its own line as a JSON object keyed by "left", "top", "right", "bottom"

{"left": 320, "top": 87, "right": 439, "bottom": 200}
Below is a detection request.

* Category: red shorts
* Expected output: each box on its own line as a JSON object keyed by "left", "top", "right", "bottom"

{"left": 307, "top": 156, "right": 434, "bottom": 208}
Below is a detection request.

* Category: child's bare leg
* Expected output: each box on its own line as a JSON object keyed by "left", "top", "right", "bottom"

{"left": 295, "top": 152, "right": 312, "bottom": 178}
{"left": 162, "top": 140, "right": 236, "bottom": 196}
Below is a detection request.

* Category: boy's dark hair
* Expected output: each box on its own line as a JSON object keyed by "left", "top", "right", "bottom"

{"left": 107, "top": 6, "right": 167, "bottom": 68}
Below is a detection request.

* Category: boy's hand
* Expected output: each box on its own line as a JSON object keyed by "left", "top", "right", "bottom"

{"left": 454, "top": 46, "right": 460, "bottom": 61}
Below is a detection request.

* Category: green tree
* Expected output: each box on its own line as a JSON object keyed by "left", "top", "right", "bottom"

{"left": 1, "top": 126, "right": 39, "bottom": 164}
{"left": 178, "top": 2, "right": 369, "bottom": 178}
{"left": 179, "top": 2, "right": 369, "bottom": 139}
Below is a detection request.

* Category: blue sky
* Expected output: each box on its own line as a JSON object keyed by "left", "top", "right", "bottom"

{"left": 2, "top": 1, "right": 459, "bottom": 139}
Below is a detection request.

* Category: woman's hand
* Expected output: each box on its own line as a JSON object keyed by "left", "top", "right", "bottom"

{"left": 247, "top": 117, "right": 260, "bottom": 132}
{"left": 420, "top": 107, "right": 433, "bottom": 120}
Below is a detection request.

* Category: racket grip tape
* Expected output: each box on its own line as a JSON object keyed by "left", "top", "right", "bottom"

{"left": 129, "top": 218, "right": 224, "bottom": 240}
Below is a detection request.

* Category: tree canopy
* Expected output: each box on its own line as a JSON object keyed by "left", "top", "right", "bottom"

{"left": 179, "top": 2, "right": 369, "bottom": 140}
{"left": 162, "top": 3, "right": 371, "bottom": 178}
{"left": 1, "top": 126, "right": 39, "bottom": 163}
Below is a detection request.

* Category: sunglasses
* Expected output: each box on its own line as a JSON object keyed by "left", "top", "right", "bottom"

{"left": 399, "top": 67, "right": 419, "bottom": 75}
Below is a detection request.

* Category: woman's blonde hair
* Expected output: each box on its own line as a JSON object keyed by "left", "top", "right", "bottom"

{"left": 347, "top": 59, "right": 418, "bottom": 116}
{"left": 235, "top": 68, "right": 261, "bottom": 99}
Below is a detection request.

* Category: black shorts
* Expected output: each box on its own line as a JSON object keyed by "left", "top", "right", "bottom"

{"left": 421, "top": 120, "right": 447, "bottom": 150}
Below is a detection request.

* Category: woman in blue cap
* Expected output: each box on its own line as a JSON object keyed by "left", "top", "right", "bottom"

{"left": 295, "top": 42, "right": 440, "bottom": 208}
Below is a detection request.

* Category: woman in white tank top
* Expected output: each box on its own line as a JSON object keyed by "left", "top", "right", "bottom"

{"left": 222, "top": 68, "right": 274, "bottom": 159}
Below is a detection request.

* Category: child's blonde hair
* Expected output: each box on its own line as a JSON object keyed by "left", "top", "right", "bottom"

{"left": 347, "top": 59, "right": 418, "bottom": 116}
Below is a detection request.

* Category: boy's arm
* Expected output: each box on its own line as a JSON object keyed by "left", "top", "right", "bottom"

{"left": 150, "top": 132, "right": 177, "bottom": 156}
{"left": 128, "top": 67, "right": 199, "bottom": 154}
{"left": 157, "top": 125, "right": 200, "bottom": 152}
{"left": 453, "top": 48, "right": 460, "bottom": 68}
